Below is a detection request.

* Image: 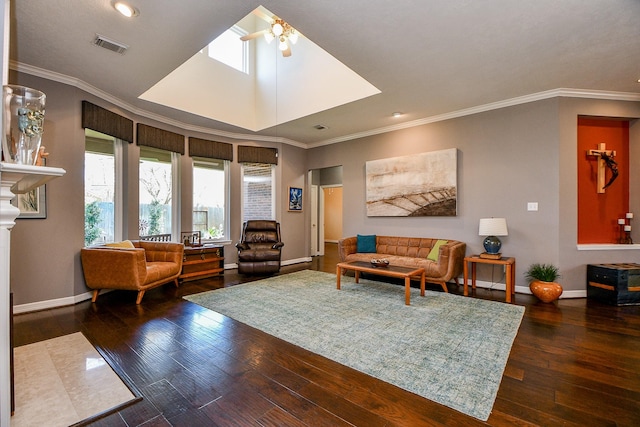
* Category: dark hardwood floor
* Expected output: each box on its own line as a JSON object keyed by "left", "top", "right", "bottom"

{"left": 13, "top": 243, "right": 640, "bottom": 426}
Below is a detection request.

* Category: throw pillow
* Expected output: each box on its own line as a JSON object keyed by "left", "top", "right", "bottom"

{"left": 105, "top": 240, "right": 135, "bottom": 249}
{"left": 427, "top": 239, "right": 448, "bottom": 261}
{"left": 356, "top": 234, "right": 377, "bottom": 253}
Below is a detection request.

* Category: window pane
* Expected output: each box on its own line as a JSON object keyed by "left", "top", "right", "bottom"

{"left": 193, "top": 159, "right": 228, "bottom": 240}
{"left": 84, "top": 131, "right": 115, "bottom": 245}
{"left": 207, "top": 26, "right": 248, "bottom": 73}
{"left": 242, "top": 162, "right": 274, "bottom": 222}
{"left": 139, "top": 147, "right": 172, "bottom": 237}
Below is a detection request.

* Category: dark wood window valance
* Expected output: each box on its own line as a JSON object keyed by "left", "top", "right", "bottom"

{"left": 237, "top": 145, "right": 278, "bottom": 165}
{"left": 188, "top": 137, "right": 233, "bottom": 161}
{"left": 136, "top": 123, "right": 185, "bottom": 154}
{"left": 81, "top": 101, "right": 134, "bottom": 143}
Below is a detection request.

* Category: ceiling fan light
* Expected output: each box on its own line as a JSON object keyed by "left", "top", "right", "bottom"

{"left": 264, "top": 32, "right": 275, "bottom": 43}
{"left": 278, "top": 38, "right": 288, "bottom": 51}
{"left": 272, "top": 22, "right": 284, "bottom": 36}
{"left": 288, "top": 31, "right": 298, "bottom": 44}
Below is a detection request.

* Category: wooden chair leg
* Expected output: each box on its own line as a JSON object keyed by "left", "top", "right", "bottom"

{"left": 174, "top": 278, "right": 179, "bottom": 288}
{"left": 440, "top": 281, "right": 449, "bottom": 293}
{"left": 136, "top": 290, "right": 145, "bottom": 305}
{"left": 91, "top": 289, "right": 100, "bottom": 302}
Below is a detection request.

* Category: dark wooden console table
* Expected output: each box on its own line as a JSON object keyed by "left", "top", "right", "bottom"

{"left": 179, "top": 244, "right": 224, "bottom": 282}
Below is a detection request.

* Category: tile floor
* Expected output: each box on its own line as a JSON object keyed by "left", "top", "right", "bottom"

{"left": 11, "top": 332, "right": 135, "bottom": 427}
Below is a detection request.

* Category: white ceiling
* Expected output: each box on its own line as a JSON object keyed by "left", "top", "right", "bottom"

{"left": 139, "top": 6, "right": 381, "bottom": 133}
{"left": 10, "top": 0, "right": 640, "bottom": 147}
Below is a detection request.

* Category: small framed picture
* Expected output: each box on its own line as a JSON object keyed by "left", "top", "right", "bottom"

{"left": 180, "top": 231, "right": 202, "bottom": 246}
{"left": 12, "top": 186, "right": 47, "bottom": 219}
{"left": 288, "top": 187, "right": 302, "bottom": 212}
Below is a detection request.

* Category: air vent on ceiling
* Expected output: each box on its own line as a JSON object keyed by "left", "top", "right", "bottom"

{"left": 92, "top": 34, "right": 128, "bottom": 54}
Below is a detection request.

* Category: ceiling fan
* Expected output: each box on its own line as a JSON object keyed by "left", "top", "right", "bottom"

{"left": 240, "top": 9, "right": 299, "bottom": 57}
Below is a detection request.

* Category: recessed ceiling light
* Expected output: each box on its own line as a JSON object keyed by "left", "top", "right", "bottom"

{"left": 313, "top": 124, "right": 329, "bottom": 130}
{"left": 392, "top": 112, "right": 403, "bottom": 118}
{"left": 113, "top": 1, "right": 139, "bottom": 18}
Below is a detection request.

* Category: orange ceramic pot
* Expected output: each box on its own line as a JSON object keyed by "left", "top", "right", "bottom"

{"left": 529, "top": 280, "right": 563, "bottom": 303}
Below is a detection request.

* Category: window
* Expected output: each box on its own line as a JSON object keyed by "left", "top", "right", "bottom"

{"left": 193, "top": 158, "right": 229, "bottom": 240}
{"left": 242, "top": 162, "right": 275, "bottom": 222}
{"left": 205, "top": 25, "right": 248, "bottom": 73}
{"left": 84, "top": 130, "right": 122, "bottom": 246}
{"left": 139, "top": 147, "right": 174, "bottom": 237}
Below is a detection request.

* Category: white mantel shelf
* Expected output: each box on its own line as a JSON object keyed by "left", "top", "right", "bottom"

{"left": 0, "top": 162, "right": 66, "bottom": 194}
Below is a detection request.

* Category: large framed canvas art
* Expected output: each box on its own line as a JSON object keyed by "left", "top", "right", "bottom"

{"left": 366, "top": 148, "right": 457, "bottom": 216}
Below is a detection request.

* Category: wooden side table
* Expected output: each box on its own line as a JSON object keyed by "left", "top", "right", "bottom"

{"left": 463, "top": 255, "right": 516, "bottom": 303}
{"left": 179, "top": 244, "right": 224, "bottom": 282}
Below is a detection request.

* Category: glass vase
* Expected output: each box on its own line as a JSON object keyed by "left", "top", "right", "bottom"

{"left": 2, "top": 85, "right": 46, "bottom": 165}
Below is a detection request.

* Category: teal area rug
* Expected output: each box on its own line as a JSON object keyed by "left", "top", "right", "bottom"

{"left": 185, "top": 270, "right": 524, "bottom": 421}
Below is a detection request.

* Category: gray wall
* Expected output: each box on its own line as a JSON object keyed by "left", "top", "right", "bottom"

{"left": 9, "top": 73, "right": 308, "bottom": 306}
{"left": 8, "top": 72, "right": 640, "bottom": 306}
{"left": 308, "top": 98, "right": 640, "bottom": 292}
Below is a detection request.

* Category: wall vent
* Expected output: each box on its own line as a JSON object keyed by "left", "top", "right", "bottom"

{"left": 92, "top": 34, "right": 128, "bottom": 54}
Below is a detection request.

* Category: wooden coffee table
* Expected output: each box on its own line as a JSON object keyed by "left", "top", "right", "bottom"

{"left": 336, "top": 261, "right": 426, "bottom": 305}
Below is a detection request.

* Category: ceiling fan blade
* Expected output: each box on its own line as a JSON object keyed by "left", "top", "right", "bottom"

{"left": 282, "top": 45, "right": 292, "bottom": 57}
{"left": 253, "top": 8, "right": 275, "bottom": 24}
{"left": 240, "top": 29, "right": 268, "bottom": 41}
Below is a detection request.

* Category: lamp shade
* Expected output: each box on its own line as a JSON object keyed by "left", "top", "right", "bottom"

{"left": 478, "top": 218, "right": 508, "bottom": 236}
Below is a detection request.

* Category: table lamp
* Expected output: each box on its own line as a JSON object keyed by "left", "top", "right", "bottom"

{"left": 478, "top": 218, "right": 508, "bottom": 259}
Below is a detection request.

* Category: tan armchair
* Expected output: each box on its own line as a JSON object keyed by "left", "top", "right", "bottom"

{"left": 80, "top": 240, "right": 184, "bottom": 304}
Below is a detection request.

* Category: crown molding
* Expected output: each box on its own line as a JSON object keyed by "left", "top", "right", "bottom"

{"left": 12, "top": 61, "right": 639, "bottom": 150}
{"left": 307, "top": 88, "right": 640, "bottom": 148}
{"left": 10, "top": 61, "right": 306, "bottom": 149}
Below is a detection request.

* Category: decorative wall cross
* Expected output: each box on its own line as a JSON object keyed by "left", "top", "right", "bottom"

{"left": 587, "top": 142, "right": 617, "bottom": 193}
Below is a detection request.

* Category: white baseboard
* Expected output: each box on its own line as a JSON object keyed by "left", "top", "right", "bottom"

{"left": 22, "top": 261, "right": 590, "bottom": 314}
{"left": 13, "top": 291, "right": 94, "bottom": 314}
{"left": 282, "top": 257, "right": 313, "bottom": 266}
{"left": 14, "top": 258, "right": 315, "bottom": 314}
{"left": 471, "top": 279, "right": 586, "bottom": 299}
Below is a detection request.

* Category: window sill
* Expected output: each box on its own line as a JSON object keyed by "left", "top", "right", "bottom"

{"left": 577, "top": 244, "right": 640, "bottom": 251}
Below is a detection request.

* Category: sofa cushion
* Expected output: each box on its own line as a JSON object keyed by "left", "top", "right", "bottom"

{"left": 427, "top": 239, "right": 448, "bottom": 261}
{"left": 357, "top": 234, "right": 377, "bottom": 253}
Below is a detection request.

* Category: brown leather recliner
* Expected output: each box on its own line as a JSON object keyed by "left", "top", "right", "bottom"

{"left": 236, "top": 220, "right": 284, "bottom": 275}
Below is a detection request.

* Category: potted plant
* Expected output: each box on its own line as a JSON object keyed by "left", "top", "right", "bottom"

{"left": 524, "top": 263, "right": 563, "bottom": 303}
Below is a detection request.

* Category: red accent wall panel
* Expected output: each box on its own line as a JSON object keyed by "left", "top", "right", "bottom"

{"left": 577, "top": 118, "right": 629, "bottom": 244}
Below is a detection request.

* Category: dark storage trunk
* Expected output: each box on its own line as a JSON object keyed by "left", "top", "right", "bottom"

{"left": 587, "top": 263, "right": 640, "bottom": 306}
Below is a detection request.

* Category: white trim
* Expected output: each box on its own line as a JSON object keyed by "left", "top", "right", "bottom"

{"left": 13, "top": 290, "right": 94, "bottom": 314}
{"left": 308, "top": 88, "right": 640, "bottom": 148}
{"left": 12, "top": 61, "right": 640, "bottom": 150}
{"left": 472, "top": 279, "right": 586, "bottom": 299}
{"left": 282, "top": 257, "right": 313, "bottom": 266}
{"left": 14, "top": 258, "right": 313, "bottom": 314}
{"left": 10, "top": 61, "right": 305, "bottom": 149}
{"left": 577, "top": 244, "right": 640, "bottom": 251}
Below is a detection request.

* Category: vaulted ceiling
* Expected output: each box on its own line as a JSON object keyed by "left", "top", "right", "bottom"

{"left": 10, "top": 1, "right": 640, "bottom": 147}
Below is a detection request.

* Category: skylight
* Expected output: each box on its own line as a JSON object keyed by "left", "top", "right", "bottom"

{"left": 139, "top": 6, "right": 380, "bottom": 133}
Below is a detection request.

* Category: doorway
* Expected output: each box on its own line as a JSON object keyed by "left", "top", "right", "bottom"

{"left": 309, "top": 166, "right": 343, "bottom": 256}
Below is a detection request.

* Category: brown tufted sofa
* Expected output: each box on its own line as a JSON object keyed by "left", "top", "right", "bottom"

{"left": 338, "top": 235, "right": 466, "bottom": 292}
{"left": 80, "top": 240, "right": 184, "bottom": 304}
